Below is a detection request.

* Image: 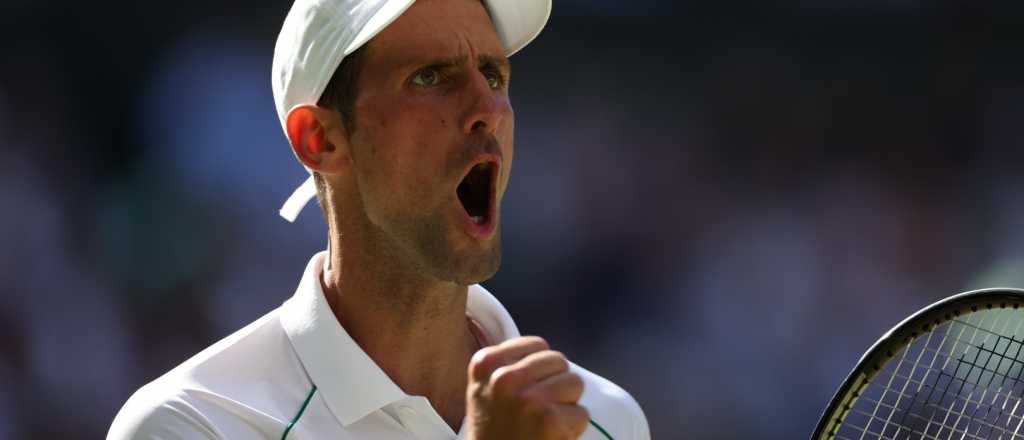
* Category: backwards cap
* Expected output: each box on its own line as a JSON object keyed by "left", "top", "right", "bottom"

{"left": 271, "top": 0, "right": 552, "bottom": 222}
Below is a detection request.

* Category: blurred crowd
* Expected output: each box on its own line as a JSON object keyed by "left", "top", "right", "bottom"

{"left": 2, "top": 1, "right": 1023, "bottom": 438}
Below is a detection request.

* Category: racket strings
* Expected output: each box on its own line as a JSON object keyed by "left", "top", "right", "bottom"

{"left": 906, "top": 310, "right": 1024, "bottom": 439}
{"left": 898, "top": 311, "right": 1024, "bottom": 439}
{"left": 834, "top": 307, "right": 1024, "bottom": 440}
{"left": 843, "top": 374, "right": 1021, "bottom": 439}
{"left": 847, "top": 380, "right": 1018, "bottom": 440}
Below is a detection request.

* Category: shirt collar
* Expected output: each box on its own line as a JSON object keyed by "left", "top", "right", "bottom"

{"left": 279, "top": 251, "right": 521, "bottom": 427}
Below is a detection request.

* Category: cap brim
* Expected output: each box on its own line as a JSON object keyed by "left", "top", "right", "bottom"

{"left": 485, "top": 0, "right": 552, "bottom": 56}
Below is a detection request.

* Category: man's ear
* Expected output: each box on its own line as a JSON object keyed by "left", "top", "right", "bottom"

{"left": 286, "top": 105, "right": 350, "bottom": 175}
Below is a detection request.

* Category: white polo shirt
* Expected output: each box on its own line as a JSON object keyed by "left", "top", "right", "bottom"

{"left": 108, "top": 252, "right": 650, "bottom": 440}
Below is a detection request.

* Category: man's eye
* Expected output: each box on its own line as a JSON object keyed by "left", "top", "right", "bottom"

{"left": 484, "top": 70, "right": 503, "bottom": 89}
{"left": 411, "top": 68, "right": 440, "bottom": 86}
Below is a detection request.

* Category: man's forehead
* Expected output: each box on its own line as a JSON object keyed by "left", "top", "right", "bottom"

{"left": 364, "top": 0, "right": 506, "bottom": 65}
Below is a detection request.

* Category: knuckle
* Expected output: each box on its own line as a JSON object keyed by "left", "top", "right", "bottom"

{"left": 470, "top": 346, "right": 493, "bottom": 365}
{"left": 565, "top": 373, "right": 585, "bottom": 397}
{"left": 491, "top": 366, "right": 523, "bottom": 395}
{"left": 547, "top": 350, "right": 570, "bottom": 369}
{"left": 466, "top": 381, "right": 484, "bottom": 399}
{"left": 469, "top": 347, "right": 501, "bottom": 378}
{"left": 568, "top": 371, "right": 583, "bottom": 388}
{"left": 522, "top": 335, "right": 549, "bottom": 350}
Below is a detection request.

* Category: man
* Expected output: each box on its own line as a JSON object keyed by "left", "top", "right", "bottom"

{"left": 109, "top": 0, "right": 649, "bottom": 438}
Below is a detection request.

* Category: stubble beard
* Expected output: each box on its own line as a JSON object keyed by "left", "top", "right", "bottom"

{"left": 398, "top": 210, "right": 503, "bottom": 286}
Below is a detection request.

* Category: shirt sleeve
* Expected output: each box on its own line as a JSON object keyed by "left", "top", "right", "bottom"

{"left": 571, "top": 362, "right": 652, "bottom": 440}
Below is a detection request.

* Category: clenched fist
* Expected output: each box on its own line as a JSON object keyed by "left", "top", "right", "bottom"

{"left": 465, "top": 336, "right": 588, "bottom": 440}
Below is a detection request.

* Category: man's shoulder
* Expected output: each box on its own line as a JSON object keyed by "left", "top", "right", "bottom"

{"left": 571, "top": 362, "right": 651, "bottom": 440}
{"left": 109, "top": 308, "right": 312, "bottom": 439}
{"left": 107, "top": 378, "right": 223, "bottom": 440}
{"left": 154, "top": 307, "right": 298, "bottom": 388}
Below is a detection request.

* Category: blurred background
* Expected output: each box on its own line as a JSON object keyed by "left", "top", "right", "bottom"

{"left": 2, "top": 0, "right": 1024, "bottom": 438}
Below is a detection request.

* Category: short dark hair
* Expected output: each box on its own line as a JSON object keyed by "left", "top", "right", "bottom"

{"left": 311, "top": 45, "right": 368, "bottom": 215}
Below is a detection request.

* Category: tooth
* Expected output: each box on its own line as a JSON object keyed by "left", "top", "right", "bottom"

{"left": 472, "top": 216, "right": 483, "bottom": 224}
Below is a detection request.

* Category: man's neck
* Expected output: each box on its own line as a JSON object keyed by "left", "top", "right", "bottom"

{"left": 320, "top": 238, "right": 482, "bottom": 431}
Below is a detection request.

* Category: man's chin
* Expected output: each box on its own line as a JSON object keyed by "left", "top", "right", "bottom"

{"left": 450, "top": 249, "right": 501, "bottom": 286}
{"left": 411, "top": 219, "right": 502, "bottom": 285}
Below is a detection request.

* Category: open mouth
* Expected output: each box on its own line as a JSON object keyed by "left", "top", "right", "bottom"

{"left": 456, "top": 161, "right": 496, "bottom": 226}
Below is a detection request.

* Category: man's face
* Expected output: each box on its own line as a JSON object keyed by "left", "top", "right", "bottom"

{"left": 345, "top": 0, "right": 514, "bottom": 284}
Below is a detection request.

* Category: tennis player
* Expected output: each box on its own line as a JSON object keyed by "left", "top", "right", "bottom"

{"left": 108, "top": 0, "right": 649, "bottom": 438}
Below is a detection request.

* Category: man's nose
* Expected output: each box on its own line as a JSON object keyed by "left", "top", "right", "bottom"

{"left": 461, "top": 73, "right": 508, "bottom": 135}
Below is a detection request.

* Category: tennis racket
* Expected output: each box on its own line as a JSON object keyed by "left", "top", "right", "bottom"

{"left": 812, "top": 287, "right": 1024, "bottom": 440}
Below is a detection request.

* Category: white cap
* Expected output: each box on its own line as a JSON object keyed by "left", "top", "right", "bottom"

{"left": 271, "top": 0, "right": 552, "bottom": 222}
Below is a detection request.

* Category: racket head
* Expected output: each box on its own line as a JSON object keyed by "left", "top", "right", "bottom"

{"left": 812, "top": 287, "right": 1024, "bottom": 440}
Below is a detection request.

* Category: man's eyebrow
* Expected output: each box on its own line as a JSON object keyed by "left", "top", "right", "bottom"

{"left": 416, "top": 55, "right": 465, "bottom": 69}
{"left": 413, "top": 54, "right": 510, "bottom": 71}
{"left": 478, "top": 54, "right": 510, "bottom": 72}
